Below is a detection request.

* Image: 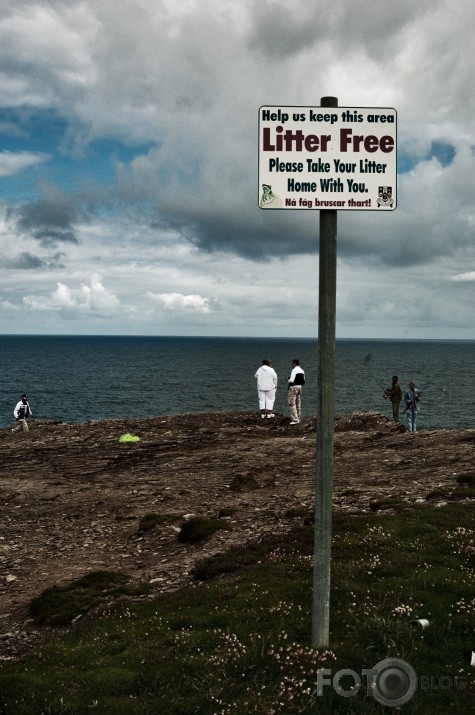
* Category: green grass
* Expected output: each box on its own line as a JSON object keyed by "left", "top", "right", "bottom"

{"left": 177, "top": 517, "right": 231, "bottom": 543}
{"left": 0, "top": 503, "right": 474, "bottom": 714}
{"left": 29, "top": 571, "right": 151, "bottom": 626}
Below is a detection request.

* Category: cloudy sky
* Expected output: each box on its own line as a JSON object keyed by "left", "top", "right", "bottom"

{"left": 0, "top": 0, "right": 474, "bottom": 339}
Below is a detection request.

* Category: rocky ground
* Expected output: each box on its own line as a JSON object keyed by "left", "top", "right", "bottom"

{"left": 1, "top": 410, "right": 474, "bottom": 662}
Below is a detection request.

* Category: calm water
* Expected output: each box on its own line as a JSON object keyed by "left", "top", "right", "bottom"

{"left": 0, "top": 335, "right": 473, "bottom": 430}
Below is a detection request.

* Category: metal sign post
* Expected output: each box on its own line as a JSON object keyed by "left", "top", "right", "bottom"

{"left": 258, "top": 98, "right": 396, "bottom": 648}
{"left": 312, "top": 97, "right": 338, "bottom": 648}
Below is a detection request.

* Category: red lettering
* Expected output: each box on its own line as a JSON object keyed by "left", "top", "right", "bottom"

{"left": 339, "top": 128, "right": 395, "bottom": 153}
{"left": 380, "top": 136, "right": 394, "bottom": 153}
{"left": 262, "top": 126, "right": 331, "bottom": 152}
{"left": 365, "top": 135, "right": 379, "bottom": 152}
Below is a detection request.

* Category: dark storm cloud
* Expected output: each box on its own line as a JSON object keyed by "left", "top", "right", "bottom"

{"left": 5, "top": 251, "right": 44, "bottom": 269}
{"left": 157, "top": 207, "right": 317, "bottom": 261}
{"left": 10, "top": 195, "right": 81, "bottom": 247}
{"left": 34, "top": 228, "right": 78, "bottom": 247}
{"left": 4, "top": 251, "right": 66, "bottom": 270}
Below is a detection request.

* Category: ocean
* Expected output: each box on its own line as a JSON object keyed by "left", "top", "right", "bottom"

{"left": 0, "top": 335, "right": 473, "bottom": 430}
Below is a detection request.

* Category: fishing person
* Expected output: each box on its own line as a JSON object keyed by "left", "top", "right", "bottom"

{"left": 255, "top": 358, "right": 278, "bottom": 418}
{"left": 404, "top": 381, "right": 421, "bottom": 432}
{"left": 12, "top": 393, "right": 32, "bottom": 433}
{"left": 287, "top": 358, "right": 305, "bottom": 425}
{"left": 384, "top": 375, "right": 403, "bottom": 422}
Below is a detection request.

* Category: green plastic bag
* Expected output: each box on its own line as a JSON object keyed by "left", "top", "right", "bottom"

{"left": 119, "top": 433, "right": 141, "bottom": 443}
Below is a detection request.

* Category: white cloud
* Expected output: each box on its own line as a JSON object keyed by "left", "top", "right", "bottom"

{"left": 451, "top": 271, "right": 475, "bottom": 282}
{"left": 146, "top": 292, "right": 212, "bottom": 313}
{"left": 0, "top": 150, "right": 48, "bottom": 177}
{"left": 22, "top": 274, "right": 120, "bottom": 314}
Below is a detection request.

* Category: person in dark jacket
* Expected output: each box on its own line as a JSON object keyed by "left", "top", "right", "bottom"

{"left": 287, "top": 359, "right": 305, "bottom": 424}
{"left": 12, "top": 394, "right": 32, "bottom": 433}
{"left": 384, "top": 375, "right": 403, "bottom": 422}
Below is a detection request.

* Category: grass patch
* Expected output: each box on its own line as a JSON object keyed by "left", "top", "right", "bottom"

{"left": 218, "top": 506, "right": 238, "bottom": 517}
{"left": 0, "top": 504, "right": 473, "bottom": 713}
{"left": 369, "top": 498, "right": 410, "bottom": 512}
{"left": 456, "top": 472, "right": 475, "bottom": 486}
{"left": 452, "top": 487, "right": 475, "bottom": 500}
{"left": 284, "top": 506, "right": 310, "bottom": 518}
{"left": 29, "top": 571, "right": 149, "bottom": 626}
{"left": 177, "top": 517, "right": 231, "bottom": 543}
{"left": 190, "top": 529, "right": 312, "bottom": 581}
{"left": 426, "top": 488, "right": 452, "bottom": 500}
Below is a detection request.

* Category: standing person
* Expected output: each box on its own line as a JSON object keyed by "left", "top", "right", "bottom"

{"left": 12, "top": 393, "right": 32, "bottom": 433}
{"left": 255, "top": 359, "right": 278, "bottom": 418}
{"left": 384, "top": 375, "right": 403, "bottom": 422}
{"left": 404, "top": 381, "right": 421, "bottom": 432}
{"left": 287, "top": 358, "right": 305, "bottom": 425}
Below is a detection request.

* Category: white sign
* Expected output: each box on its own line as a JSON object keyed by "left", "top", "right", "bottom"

{"left": 258, "top": 106, "right": 397, "bottom": 211}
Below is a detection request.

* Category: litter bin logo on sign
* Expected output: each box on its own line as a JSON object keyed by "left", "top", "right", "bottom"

{"left": 258, "top": 107, "right": 397, "bottom": 211}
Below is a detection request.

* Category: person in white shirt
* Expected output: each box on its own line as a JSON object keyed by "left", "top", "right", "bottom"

{"left": 255, "top": 359, "right": 278, "bottom": 418}
{"left": 12, "top": 393, "right": 32, "bottom": 433}
{"left": 287, "top": 359, "right": 305, "bottom": 424}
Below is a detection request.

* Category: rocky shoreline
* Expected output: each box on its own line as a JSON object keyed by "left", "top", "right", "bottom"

{"left": 1, "top": 410, "right": 474, "bottom": 662}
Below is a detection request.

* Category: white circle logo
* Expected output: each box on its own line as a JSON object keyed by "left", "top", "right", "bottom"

{"left": 370, "top": 657, "right": 418, "bottom": 707}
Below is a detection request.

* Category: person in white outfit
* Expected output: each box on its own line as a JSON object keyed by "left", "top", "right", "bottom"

{"left": 255, "top": 359, "right": 278, "bottom": 418}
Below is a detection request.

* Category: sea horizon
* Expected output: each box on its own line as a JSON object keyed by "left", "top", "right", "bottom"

{"left": 1, "top": 333, "right": 474, "bottom": 341}
{"left": 1, "top": 335, "right": 473, "bottom": 430}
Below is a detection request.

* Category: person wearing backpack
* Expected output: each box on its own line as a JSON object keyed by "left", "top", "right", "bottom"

{"left": 12, "top": 393, "right": 32, "bottom": 432}
{"left": 287, "top": 359, "right": 305, "bottom": 425}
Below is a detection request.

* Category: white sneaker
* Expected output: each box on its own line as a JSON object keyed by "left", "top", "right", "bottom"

{"left": 261, "top": 415, "right": 266, "bottom": 419}
{"left": 289, "top": 421, "right": 300, "bottom": 425}
{"left": 267, "top": 413, "right": 275, "bottom": 418}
